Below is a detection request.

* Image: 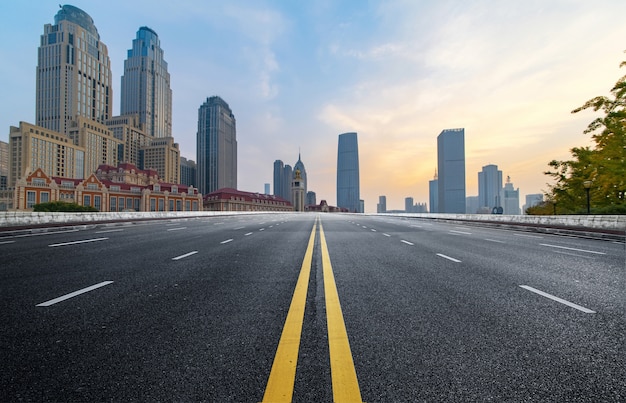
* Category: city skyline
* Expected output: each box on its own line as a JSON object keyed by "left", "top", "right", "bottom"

{"left": 2, "top": 2, "right": 626, "bottom": 211}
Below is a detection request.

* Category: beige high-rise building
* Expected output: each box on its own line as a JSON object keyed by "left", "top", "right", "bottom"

{"left": 106, "top": 114, "right": 151, "bottom": 167}
{"left": 67, "top": 117, "right": 122, "bottom": 177}
{"left": 36, "top": 5, "right": 113, "bottom": 135}
{"left": 8, "top": 122, "right": 86, "bottom": 187}
{"left": 142, "top": 137, "right": 180, "bottom": 184}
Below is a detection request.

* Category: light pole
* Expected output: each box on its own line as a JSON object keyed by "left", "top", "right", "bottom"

{"left": 583, "top": 180, "right": 592, "bottom": 214}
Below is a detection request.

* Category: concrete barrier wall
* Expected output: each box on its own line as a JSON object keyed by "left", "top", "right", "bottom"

{"left": 0, "top": 211, "right": 624, "bottom": 233}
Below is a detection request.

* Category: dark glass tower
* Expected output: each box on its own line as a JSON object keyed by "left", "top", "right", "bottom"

{"left": 437, "top": 128, "right": 466, "bottom": 213}
{"left": 336, "top": 132, "right": 360, "bottom": 212}
{"left": 196, "top": 96, "right": 237, "bottom": 195}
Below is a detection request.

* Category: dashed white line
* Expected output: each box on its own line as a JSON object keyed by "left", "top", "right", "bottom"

{"left": 14, "top": 229, "right": 79, "bottom": 238}
{"left": 259, "top": 228, "right": 265, "bottom": 231}
{"left": 48, "top": 238, "right": 108, "bottom": 247}
{"left": 371, "top": 229, "right": 377, "bottom": 232}
{"left": 401, "top": 240, "right": 414, "bottom": 245}
{"left": 36, "top": 281, "right": 114, "bottom": 307}
{"left": 244, "top": 232, "right": 253, "bottom": 236}
{"left": 540, "top": 243, "right": 606, "bottom": 255}
{"left": 449, "top": 230, "right": 471, "bottom": 235}
{"left": 383, "top": 233, "right": 391, "bottom": 237}
{"left": 437, "top": 253, "right": 462, "bottom": 263}
{"left": 485, "top": 238, "right": 506, "bottom": 244}
{"left": 514, "top": 233, "right": 543, "bottom": 239}
{"left": 221, "top": 239, "right": 234, "bottom": 244}
{"left": 172, "top": 251, "right": 198, "bottom": 260}
{"left": 0, "top": 240, "right": 16, "bottom": 245}
{"left": 234, "top": 227, "right": 245, "bottom": 230}
{"left": 167, "top": 227, "right": 186, "bottom": 231}
{"left": 519, "top": 285, "right": 596, "bottom": 313}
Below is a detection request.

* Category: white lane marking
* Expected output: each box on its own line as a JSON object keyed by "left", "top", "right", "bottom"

{"left": 36, "top": 281, "right": 114, "bottom": 307}
{"left": 519, "top": 285, "right": 596, "bottom": 313}
{"left": 269, "top": 225, "right": 274, "bottom": 228}
{"left": 259, "top": 228, "right": 265, "bottom": 231}
{"left": 371, "top": 229, "right": 377, "bottom": 232}
{"left": 221, "top": 239, "right": 234, "bottom": 244}
{"left": 485, "top": 239, "right": 505, "bottom": 243}
{"left": 540, "top": 243, "right": 606, "bottom": 255}
{"left": 234, "top": 227, "right": 245, "bottom": 230}
{"left": 401, "top": 240, "right": 414, "bottom": 245}
{"left": 552, "top": 250, "right": 596, "bottom": 259}
{"left": 449, "top": 230, "right": 472, "bottom": 235}
{"left": 214, "top": 222, "right": 224, "bottom": 225}
{"left": 437, "top": 253, "right": 462, "bottom": 263}
{"left": 95, "top": 229, "right": 125, "bottom": 234}
{"left": 166, "top": 223, "right": 179, "bottom": 226}
{"left": 410, "top": 225, "right": 422, "bottom": 228}
{"left": 0, "top": 240, "right": 16, "bottom": 245}
{"left": 172, "top": 251, "right": 198, "bottom": 260}
{"left": 14, "top": 229, "right": 79, "bottom": 238}
{"left": 362, "top": 226, "right": 368, "bottom": 229}
{"left": 48, "top": 238, "right": 108, "bottom": 247}
{"left": 244, "top": 232, "right": 253, "bottom": 236}
{"left": 514, "top": 233, "right": 543, "bottom": 239}
{"left": 383, "top": 233, "right": 391, "bottom": 237}
{"left": 167, "top": 227, "right": 186, "bottom": 232}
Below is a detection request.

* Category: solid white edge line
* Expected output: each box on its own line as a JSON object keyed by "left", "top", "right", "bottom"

{"left": 437, "top": 253, "right": 462, "bottom": 263}
{"left": 400, "top": 240, "right": 414, "bottom": 245}
{"left": 519, "top": 285, "right": 596, "bottom": 313}
{"left": 0, "top": 240, "right": 16, "bottom": 245}
{"left": 540, "top": 243, "right": 606, "bottom": 255}
{"left": 221, "top": 239, "right": 234, "bottom": 244}
{"left": 172, "top": 251, "right": 198, "bottom": 260}
{"left": 48, "top": 238, "right": 109, "bottom": 247}
{"left": 95, "top": 229, "right": 125, "bottom": 234}
{"left": 36, "top": 281, "right": 114, "bottom": 307}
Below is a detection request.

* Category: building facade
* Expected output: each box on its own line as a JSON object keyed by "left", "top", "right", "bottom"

{"left": 196, "top": 96, "right": 237, "bottom": 195}
{"left": 503, "top": 176, "right": 521, "bottom": 215}
{"left": 180, "top": 157, "right": 196, "bottom": 187}
{"left": 437, "top": 128, "right": 466, "bottom": 213}
{"left": 36, "top": 5, "right": 112, "bottom": 134}
{"left": 337, "top": 132, "right": 361, "bottom": 213}
{"left": 203, "top": 188, "right": 291, "bottom": 212}
{"left": 428, "top": 171, "right": 438, "bottom": 213}
{"left": 67, "top": 117, "right": 122, "bottom": 177}
{"left": 141, "top": 136, "right": 180, "bottom": 184}
{"left": 478, "top": 164, "right": 503, "bottom": 213}
{"left": 524, "top": 193, "right": 544, "bottom": 214}
{"left": 273, "top": 160, "right": 284, "bottom": 198}
{"left": 292, "top": 169, "right": 305, "bottom": 211}
{"left": 120, "top": 27, "right": 172, "bottom": 139}
{"left": 377, "top": 195, "right": 387, "bottom": 213}
{"left": 13, "top": 164, "right": 201, "bottom": 212}
{"left": 106, "top": 114, "right": 150, "bottom": 167}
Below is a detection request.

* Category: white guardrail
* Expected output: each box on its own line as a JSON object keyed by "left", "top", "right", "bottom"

{"left": 0, "top": 211, "right": 624, "bottom": 238}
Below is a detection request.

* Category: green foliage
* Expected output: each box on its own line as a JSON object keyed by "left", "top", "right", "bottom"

{"left": 540, "top": 54, "right": 626, "bottom": 215}
{"left": 33, "top": 201, "right": 98, "bottom": 212}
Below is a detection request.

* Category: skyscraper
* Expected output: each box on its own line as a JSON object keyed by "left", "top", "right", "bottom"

{"left": 437, "top": 128, "right": 466, "bottom": 213}
{"left": 120, "top": 27, "right": 172, "bottom": 138}
{"left": 273, "top": 160, "right": 284, "bottom": 198}
{"left": 36, "top": 5, "right": 112, "bottom": 134}
{"left": 478, "top": 164, "right": 503, "bottom": 213}
{"left": 337, "top": 132, "right": 361, "bottom": 213}
{"left": 503, "top": 176, "right": 521, "bottom": 215}
{"left": 429, "top": 170, "right": 438, "bottom": 213}
{"left": 196, "top": 96, "right": 237, "bottom": 195}
{"left": 293, "top": 153, "right": 307, "bottom": 196}
{"left": 377, "top": 195, "right": 387, "bottom": 213}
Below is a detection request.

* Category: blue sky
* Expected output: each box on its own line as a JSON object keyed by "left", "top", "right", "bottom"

{"left": 2, "top": 1, "right": 626, "bottom": 212}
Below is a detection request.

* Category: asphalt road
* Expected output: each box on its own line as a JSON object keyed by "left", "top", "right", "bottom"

{"left": 1, "top": 213, "right": 624, "bottom": 402}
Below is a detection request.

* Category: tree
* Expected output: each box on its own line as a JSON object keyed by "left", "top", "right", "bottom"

{"left": 541, "top": 54, "right": 626, "bottom": 214}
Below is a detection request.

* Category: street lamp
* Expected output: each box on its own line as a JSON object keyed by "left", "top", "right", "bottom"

{"left": 583, "top": 180, "right": 592, "bottom": 214}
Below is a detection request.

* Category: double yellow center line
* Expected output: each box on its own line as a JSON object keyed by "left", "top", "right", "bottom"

{"left": 262, "top": 217, "right": 363, "bottom": 403}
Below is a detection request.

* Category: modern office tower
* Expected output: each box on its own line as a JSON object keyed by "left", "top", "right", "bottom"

{"left": 503, "top": 176, "right": 521, "bottom": 214}
{"left": 283, "top": 164, "right": 292, "bottom": 202}
{"left": 478, "top": 164, "right": 503, "bottom": 213}
{"left": 106, "top": 114, "right": 150, "bottom": 167}
{"left": 67, "top": 117, "right": 122, "bottom": 177}
{"left": 524, "top": 194, "right": 543, "bottom": 214}
{"left": 437, "top": 128, "right": 466, "bottom": 213}
{"left": 180, "top": 157, "right": 197, "bottom": 187}
{"left": 293, "top": 153, "right": 308, "bottom": 196}
{"left": 264, "top": 183, "right": 270, "bottom": 195}
{"left": 142, "top": 137, "right": 180, "bottom": 184}
{"left": 196, "top": 96, "right": 237, "bottom": 195}
{"left": 306, "top": 191, "right": 316, "bottom": 207}
{"left": 377, "top": 195, "right": 387, "bottom": 213}
{"left": 36, "top": 5, "right": 112, "bottom": 134}
{"left": 405, "top": 197, "right": 414, "bottom": 213}
{"left": 273, "top": 160, "right": 284, "bottom": 197}
{"left": 292, "top": 168, "right": 305, "bottom": 211}
{"left": 429, "top": 170, "right": 438, "bottom": 213}
{"left": 0, "top": 141, "right": 8, "bottom": 190}
{"left": 8, "top": 122, "right": 86, "bottom": 187}
{"left": 120, "top": 27, "right": 172, "bottom": 138}
{"left": 337, "top": 132, "right": 361, "bottom": 212}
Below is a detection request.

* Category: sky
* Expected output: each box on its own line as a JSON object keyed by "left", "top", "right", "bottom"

{"left": 2, "top": 0, "right": 626, "bottom": 212}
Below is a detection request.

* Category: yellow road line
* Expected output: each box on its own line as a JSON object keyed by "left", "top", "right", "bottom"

{"left": 262, "top": 218, "right": 317, "bottom": 403}
{"left": 319, "top": 220, "right": 363, "bottom": 403}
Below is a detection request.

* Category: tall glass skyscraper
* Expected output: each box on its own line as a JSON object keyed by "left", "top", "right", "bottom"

{"left": 273, "top": 160, "right": 284, "bottom": 198}
{"left": 437, "top": 128, "right": 466, "bottom": 213}
{"left": 337, "top": 132, "right": 360, "bottom": 212}
{"left": 478, "top": 164, "right": 503, "bottom": 213}
{"left": 196, "top": 96, "right": 237, "bottom": 195}
{"left": 36, "top": 5, "right": 112, "bottom": 134}
{"left": 120, "top": 27, "right": 172, "bottom": 138}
